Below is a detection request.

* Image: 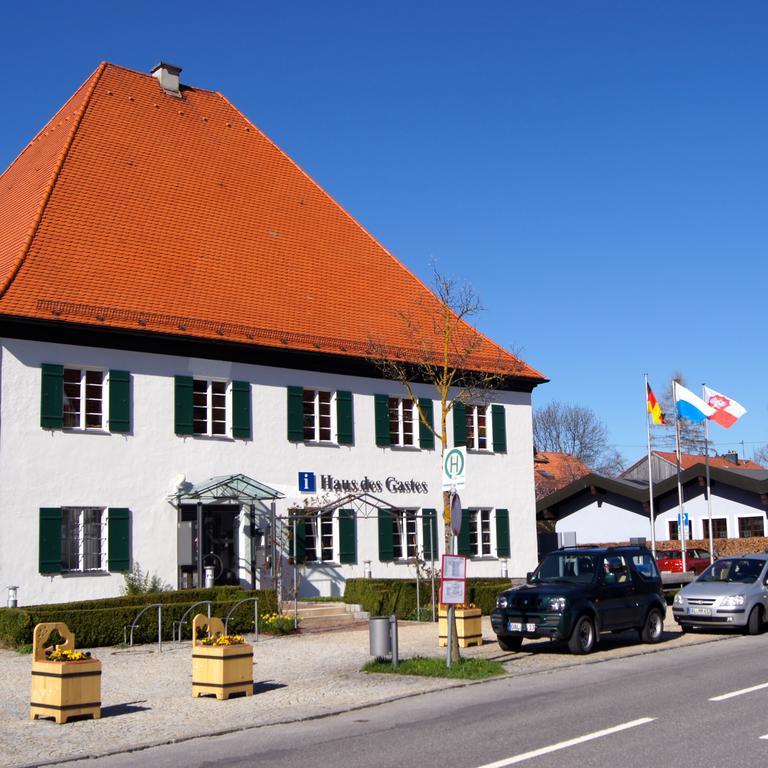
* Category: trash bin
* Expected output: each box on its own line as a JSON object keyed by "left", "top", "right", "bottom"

{"left": 369, "top": 616, "right": 392, "bottom": 657}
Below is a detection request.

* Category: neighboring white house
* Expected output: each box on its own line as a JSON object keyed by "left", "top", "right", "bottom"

{"left": 537, "top": 456, "right": 768, "bottom": 547}
{"left": 0, "top": 62, "right": 546, "bottom": 605}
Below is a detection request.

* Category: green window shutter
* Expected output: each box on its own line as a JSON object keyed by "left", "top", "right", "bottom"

{"left": 336, "top": 391, "right": 354, "bottom": 445}
{"left": 174, "top": 375, "right": 194, "bottom": 435}
{"left": 108, "top": 370, "right": 131, "bottom": 433}
{"left": 39, "top": 508, "right": 62, "bottom": 574}
{"left": 457, "top": 509, "right": 472, "bottom": 557}
{"left": 452, "top": 402, "right": 467, "bottom": 447}
{"left": 492, "top": 404, "right": 507, "bottom": 453}
{"left": 421, "top": 508, "right": 439, "bottom": 561}
{"left": 232, "top": 380, "right": 252, "bottom": 439}
{"left": 287, "top": 386, "right": 304, "bottom": 442}
{"left": 378, "top": 508, "right": 394, "bottom": 561}
{"left": 41, "top": 364, "right": 64, "bottom": 429}
{"left": 495, "top": 508, "right": 511, "bottom": 558}
{"left": 108, "top": 508, "right": 131, "bottom": 571}
{"left": 418, "top": 398, "right": 435, "bottom": 450}
{"left": 292, "top": 518, "right": 307, "bottom": 564}
{"left": 374, "top": 394, "right": 390, "bottom": 446}
{"left": 339, "top": 509, "right": 357, "bottom": 564}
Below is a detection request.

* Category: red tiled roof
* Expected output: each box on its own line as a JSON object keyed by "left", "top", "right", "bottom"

{"left": 534, "top": 451, "right": 591, "bottom": 498}
{"left": 654, "top": 451, "right": 764, "bottom": 471}
{"left": 0, "top": 62, "right": 544, "bottom": 380}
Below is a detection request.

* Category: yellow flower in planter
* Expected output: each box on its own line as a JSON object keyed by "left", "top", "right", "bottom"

{"left": 200, "top": 634, "right": 245, "bottom": 646}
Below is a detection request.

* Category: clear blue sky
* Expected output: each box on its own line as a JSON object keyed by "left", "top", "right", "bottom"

{"left": 2, "top": 2, "right": 766, "bottom": 466}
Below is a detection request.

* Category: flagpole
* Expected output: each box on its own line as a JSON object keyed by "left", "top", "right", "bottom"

{"left": 702, "top": 383, "right": 714, "bottom": 563}
{"left": 644, "top": 373, "right": 657, "bottom": 557}
{"left": 673, "top": 380, "right": 688, "bottom": 572}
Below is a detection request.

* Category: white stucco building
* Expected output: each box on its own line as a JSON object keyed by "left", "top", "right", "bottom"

{"left": 0, "top": 62, "right": 546, "bottom": 605}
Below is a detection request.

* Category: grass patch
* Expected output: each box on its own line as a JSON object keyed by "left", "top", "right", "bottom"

{"left": 16, "top": 643, "right": 32, "bottom": 655}
{"left": 363, "top": 655, "right": 504, "bottom": 679}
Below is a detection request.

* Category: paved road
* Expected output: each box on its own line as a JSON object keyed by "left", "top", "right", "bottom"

{"left": 63, "top": 631, "right": 768, "bottom": 768}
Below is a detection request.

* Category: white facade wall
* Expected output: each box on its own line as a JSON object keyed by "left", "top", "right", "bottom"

{"left": 555, "top": 502, "right": 651, "bottom": 543}
{"left": 0, "top": 338, "right": 539, "bottom": 605}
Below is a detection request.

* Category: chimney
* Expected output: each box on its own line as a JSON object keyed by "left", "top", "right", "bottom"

{"left": 721, "top": 451, "right": 739, "bottom": 465}
{"left": 151, "top": 62, "right": 182, "bottom": 98}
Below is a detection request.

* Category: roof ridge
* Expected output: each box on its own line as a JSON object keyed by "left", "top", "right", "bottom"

{"left": 215, "top": 90, "right": 542, "bottom": 379}
{"left": 0, "top": 62, "right": 107, "bottom": 299}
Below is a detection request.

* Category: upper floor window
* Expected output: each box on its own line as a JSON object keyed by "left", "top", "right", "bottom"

{"left": 303, "top": 389, "right": 333, "bottom": 442}
{"left": 193, "top": 379, "right": 228, "bottom": 436}
{"left": 468, "top": 509, "right": 492, "bottom": 556}
{"left": 62, "top": 507, "right": 105, "bottom": 572}
{"left": 388, "top": 397, "right": 416, "bottom": 447}
{"left": 305, "top": 514, "right": 334, "bottom": 562}
{"left": 465, "top": 405, "right": 488, "bottom": 451}
{"left": 63, "top": 368, "right": 104, "bottom": 430}
{"left": 393, "top": 510, "right": 418, "bottom": 560}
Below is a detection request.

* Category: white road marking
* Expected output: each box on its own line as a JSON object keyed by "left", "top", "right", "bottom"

{"left": 709, "top": 682, "right": 768, "bottom": 702}
{"left": 759, "top": 734, "right": 768, "bottom": 740}
{"left": 473, "top": 717, "right": 656, "bottom": 768}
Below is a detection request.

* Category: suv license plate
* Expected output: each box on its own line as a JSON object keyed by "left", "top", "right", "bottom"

{"left": 689, "top": 607, "right": 711, "bottom": 616}
{"left": 508, "top": 622, "right": 535, "bottom": 632}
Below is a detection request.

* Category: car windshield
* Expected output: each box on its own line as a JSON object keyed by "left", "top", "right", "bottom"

{"left": 698, "top": 558, "right": 765, "bottom": 584}
{"left": 533, "top": 553, "right": 597, "bottom": 584}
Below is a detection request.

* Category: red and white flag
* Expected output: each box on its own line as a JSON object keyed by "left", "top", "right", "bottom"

{"left": 704, "top": 386, "right": 747, "bottom": 429}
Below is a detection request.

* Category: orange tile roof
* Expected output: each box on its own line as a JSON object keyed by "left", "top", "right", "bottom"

{"left": 0, "top": 62, "right": 545, "bottom": 381}
{"left": 534, "top": 451, "right": 591, "bottom": 497}
{"left": 654, "top": 451, "right": 764, "bottom": 471}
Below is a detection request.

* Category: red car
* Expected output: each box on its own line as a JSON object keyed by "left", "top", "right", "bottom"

{"left": 656, "top": 548, "right": 713, "bottom": 574}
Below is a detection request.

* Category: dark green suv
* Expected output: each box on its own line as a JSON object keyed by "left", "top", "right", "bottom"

{"left": 490, "top": 546, "right": 666, "bottom": 654}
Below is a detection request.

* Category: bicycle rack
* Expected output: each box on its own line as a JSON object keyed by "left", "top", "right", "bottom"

{"left": 223, "top": 597, "right": 259, "bottom": 642}
{"left": 173, "top": 600, "right": 213, "bottom": 642}
{"left": 123, "top": 604, "right": 163, "bottom": 650}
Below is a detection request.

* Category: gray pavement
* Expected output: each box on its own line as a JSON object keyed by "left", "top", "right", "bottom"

{"left": 0, "top": 615, "right": 731, "bottom": 768}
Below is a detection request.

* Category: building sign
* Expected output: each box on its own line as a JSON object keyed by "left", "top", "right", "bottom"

{"left": 442, "top": 447, "right": 466, "bottom": 490}
{"left": 298, "top": 472, "right": 429, "bottom": 494}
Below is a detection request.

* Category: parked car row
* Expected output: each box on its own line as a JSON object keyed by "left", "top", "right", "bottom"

{"left": 656, "top": 547, "right": 713, "bottom": 575}
{"left": 490, "top": 547, "right": 768, "bottom": 655}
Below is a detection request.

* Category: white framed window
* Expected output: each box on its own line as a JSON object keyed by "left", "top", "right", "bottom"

{"left": 465, "top": 405, "right": 488, "bottom": 451}
{"left": 393, "top": 510, "right": 418, "bottom": 560}
{"left": 738, "top": 516, "right": 765, "bottom": 538}
{"left": 305, "top": 514, "right": 334, "bottom": 562}
{"left": 193, "top": 379, "right": 228, "bottom": 436}
{"left": 303, "top": 389, "right": 333, "bottom": 442}
{"left": 468, "top": 509, "right": 492, "bottom": 556}
{"left": 62, "top": 507, "right": 105, "bottom": 572}
{"left": 63, "top": 368, "right": 105, "bottom": 430}
{"left": 388, "top": 397, "right": 416, "bottom": 447}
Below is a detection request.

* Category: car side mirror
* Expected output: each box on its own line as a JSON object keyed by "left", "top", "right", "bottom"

{"left": 526, "top": 571, "right": 533, "bottom": 583}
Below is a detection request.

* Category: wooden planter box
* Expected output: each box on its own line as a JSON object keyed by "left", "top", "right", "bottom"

{"left": 438, "top": 606, "right": 483, "bottom": 648}
{"left": 30, "top": 622, "right": 101, "bottom": 724}
{"left": 192, "top": 614, "right": 253, "bottom": 701}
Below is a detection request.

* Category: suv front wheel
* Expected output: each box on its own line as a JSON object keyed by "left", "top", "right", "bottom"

{"left": 568, "top": 615, "right": 595, "bottom": 654}
{"left": 640, "top": 607, "right": 664, "bottom": 643}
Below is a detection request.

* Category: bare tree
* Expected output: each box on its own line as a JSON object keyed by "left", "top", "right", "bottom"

{"left": 659, "top": 372, "right": 706, "bottom": 455}
{"left": 533, "top": 402, "right": 609, "bottom": 467}
{"left": 368, "top": 261, "right": 526, "bottom": 661}
{"left": 753, "top": 445, "right": 768, "bottom": 466}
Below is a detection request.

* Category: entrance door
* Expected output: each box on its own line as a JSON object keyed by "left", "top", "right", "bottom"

{"left": 178, "top": 505, "right": 240, "bottom": 587}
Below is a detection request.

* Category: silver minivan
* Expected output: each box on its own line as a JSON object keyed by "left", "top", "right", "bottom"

{"left": 673, "top": 554, "right": 768, "bottom": 634}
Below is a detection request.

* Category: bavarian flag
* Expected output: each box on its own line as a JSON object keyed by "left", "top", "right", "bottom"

{"left": 647, "top": 382, "right": 666, "bottom": 425}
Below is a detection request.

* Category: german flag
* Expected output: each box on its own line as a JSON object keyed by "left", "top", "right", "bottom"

{"left": 647, "top": 382, "right": 666, "bottom": 425}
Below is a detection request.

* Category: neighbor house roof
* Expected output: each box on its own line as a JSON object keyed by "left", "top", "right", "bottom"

{"left": 0, "top": 62, "right": 545, "bottom": 382}
{"left": 653, "top": 452, "right": 764, "bottom": 471}
{"left": 534, "top": 451, "right": 591, "bottom": 498}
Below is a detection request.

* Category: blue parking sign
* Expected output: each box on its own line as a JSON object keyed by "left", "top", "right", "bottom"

{"left": 298, "top": 472, "right": 316, "bottom": 493}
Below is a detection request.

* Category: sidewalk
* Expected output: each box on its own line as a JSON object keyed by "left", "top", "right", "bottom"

{"left": 0, "top": 615, "right": 729, "bottom": 768}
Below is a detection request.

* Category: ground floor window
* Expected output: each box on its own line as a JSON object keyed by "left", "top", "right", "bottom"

{"left": 667, "top": 519, "right": 692, "bottom": 542}
{"left": 306, "top": 514, "right": 334, "bottom": 562}
{"left": 738, "top": 516, "right": 765, "bottom": 538}
{"left": 702, "top": 518, "right": 728, "bottom": 539}
{"left": 469, "top": 509, "right": 492, "bottom": 556}
{"left": 62, "top": 507, "right": 105, "bottom": 571}
{"left": 393, "top": 510, "right": 418, "bottom": 560}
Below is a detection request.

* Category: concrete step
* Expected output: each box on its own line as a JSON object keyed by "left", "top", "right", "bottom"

{"left": 280, "top": 601, "right": 370, "bottom": 632}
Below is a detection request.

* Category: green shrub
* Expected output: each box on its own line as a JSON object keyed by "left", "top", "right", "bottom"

{"left": 121, "top": 562, "right": 171, "bottom": 595}
{"left": 0, "top": 588, "right": 278, "bottom": 648}
{"left": 0, "top": 609, "right": 32, "bottom": 649}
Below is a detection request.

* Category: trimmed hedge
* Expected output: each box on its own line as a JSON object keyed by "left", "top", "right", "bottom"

{"left": 344, "top": 578, "right": 513, "bottom": 618}
{"left": 0, "top": 588, "right": 278, "bottom": 648}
